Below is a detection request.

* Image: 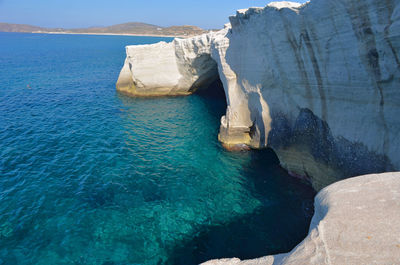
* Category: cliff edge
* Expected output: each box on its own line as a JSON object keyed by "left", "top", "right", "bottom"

{"left": 202, "top": 172, "right": 400, "bottom": 265}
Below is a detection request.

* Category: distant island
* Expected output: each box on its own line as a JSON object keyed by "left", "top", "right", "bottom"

{"left": 0, "top": 22, "right": 209, "bottom": 37}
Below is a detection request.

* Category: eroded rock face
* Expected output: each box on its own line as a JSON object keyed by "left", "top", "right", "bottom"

{"left": 116, "top": 32, "right": 223, "bottom": 96}
{"left": 117, "top": 0, "right": 400, "bottom": 189}
{"left": 202, "top": 172, "right": 400, "bottom": 265}
{"left": 222, "top": 0, "right": 400, "bottom": 190}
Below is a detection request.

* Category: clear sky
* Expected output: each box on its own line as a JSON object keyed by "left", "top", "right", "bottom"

{"left": 0, "top": 0, "right": 307, "bottom": 29}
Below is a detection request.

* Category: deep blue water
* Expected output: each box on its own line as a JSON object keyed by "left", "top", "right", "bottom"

{"left": 0, "top": 32, "right": 315, "bottom": 265}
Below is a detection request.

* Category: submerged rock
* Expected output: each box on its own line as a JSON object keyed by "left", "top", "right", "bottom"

{"left": 0, "top": 221, "right": 13, "bottom": 238}
{"left": 117, "top": 0, "right": 400, "bottom": 190}
{"left": 221, "top": 143, "right": 251, "bottom": 152}
{"left": 202, "top": 172, "right": 400, "bottom": 265}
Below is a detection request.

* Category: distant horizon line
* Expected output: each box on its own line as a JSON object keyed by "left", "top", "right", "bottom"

{"left": 0, "top": 21, "right": 218, "bottom": 38}
{"left": 0, "top": 21, "right": 221, "bottom": 31}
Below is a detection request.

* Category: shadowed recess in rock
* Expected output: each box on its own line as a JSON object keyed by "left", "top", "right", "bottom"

{"left": 268, "top": 108, "right": 394, "bottom": 190}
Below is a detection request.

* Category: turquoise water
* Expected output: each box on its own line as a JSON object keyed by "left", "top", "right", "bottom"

{"left": 0, "top": 32, "right": 315, "bottom": 265}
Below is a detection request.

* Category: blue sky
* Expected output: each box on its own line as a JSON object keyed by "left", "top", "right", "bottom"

{"left": 0, "top": 0, "right": 307, "bottom": 29}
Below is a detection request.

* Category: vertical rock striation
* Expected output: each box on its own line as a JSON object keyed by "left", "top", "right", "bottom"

{"left": 117, "top": 0, "right": 400, "bottom": 190}
{"left": 221, "top": 0, "right": 400, "bottom": 190}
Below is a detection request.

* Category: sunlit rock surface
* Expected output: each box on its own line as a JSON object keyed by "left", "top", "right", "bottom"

{"left": 116, "top": 32, "right": 222, "bottom": 96}
{"left": 202, "top": 172, "right": 400, "bottom": 265}
{"left": 117, "top": 0, "right": 400, "bottom": 189}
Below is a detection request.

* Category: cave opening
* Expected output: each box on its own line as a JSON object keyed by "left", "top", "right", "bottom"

{"left": 195, "top": 77, "right": 226, "bottom": 101}
{"left": 192, "top": 70, "right": 228, "bottom": 132}
{"left": 189, "top": 53, "right": 227, "bottom": 106}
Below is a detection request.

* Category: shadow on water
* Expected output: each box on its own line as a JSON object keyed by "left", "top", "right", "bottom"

{"left": 157, "top": 79, "right": 317, "bottom": 265}
{"left": 165, "top": 149, "right": 316, "bottom": 265}
{"left": 114, "top": 78, "right": 316, "bottom": 265}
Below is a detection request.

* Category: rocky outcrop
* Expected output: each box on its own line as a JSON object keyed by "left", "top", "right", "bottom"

{"left": 117, "top": 0, "right": 400, "bottom": 190}
{"left": 116, "top": 29, "right": 224, "bottom": 96}
{"left": 202, "top": 172, "right": 400, "bottom": 265}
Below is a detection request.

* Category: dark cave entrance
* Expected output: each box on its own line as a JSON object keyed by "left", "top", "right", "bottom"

{"left": 193, "top": 75, "right": 228, "bottom": 126}
{"left": 189, "top": 54, "right": 227, "bottom": 106}
{"left": 195, "top": 77, "right": 226, "bottom": 101}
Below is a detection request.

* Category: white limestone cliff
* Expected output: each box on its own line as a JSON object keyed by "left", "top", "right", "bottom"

{"left": 117, "top": 0, "right": 400, "bottom": 190}
{"left": 202, "top": 172, "right": 400, "bottom": 265}
{"left": 116, "top": 31, "right": 221, "bottom": 96}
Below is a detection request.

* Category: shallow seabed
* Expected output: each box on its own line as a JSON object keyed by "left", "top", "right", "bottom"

{"left": 0, "top": 33, "right": 315, "bottom": 265}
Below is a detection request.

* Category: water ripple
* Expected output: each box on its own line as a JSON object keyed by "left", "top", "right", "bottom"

{"left": 0, "top": 33, "right": 315, "bottom": 265}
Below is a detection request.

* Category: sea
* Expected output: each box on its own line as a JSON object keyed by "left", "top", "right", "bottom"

{"left": 0, "top": 32, "right": 315, "bottom": 265}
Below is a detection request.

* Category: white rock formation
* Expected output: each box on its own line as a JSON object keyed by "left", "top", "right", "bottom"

{"left": 201, "top": 172, "right": 400, "bottom": 265}
{"left": 116, "top": 32, "right": 222, "bottom": 96}
{"left": 117, "top": 0, "right": 400, "bottom": 190}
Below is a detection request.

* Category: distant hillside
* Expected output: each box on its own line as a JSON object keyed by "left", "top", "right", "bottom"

{"left": 0, "top": 22, "right": 208, "bottom": 37}
{"left": 0, "top": 23, "right": 44, "bottom": 32}
{"left": 71, "top": 22, "right": 162, "bottom": 34}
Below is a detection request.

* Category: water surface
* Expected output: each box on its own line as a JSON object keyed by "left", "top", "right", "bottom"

{"left": 0, "top": 32, "right": 315, "bottom": 265}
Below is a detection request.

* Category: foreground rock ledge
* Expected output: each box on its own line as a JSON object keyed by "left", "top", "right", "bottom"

{"left": 202, "top": 172, "right": 400, "bottom": 265}
{"left": 117, "top": 0, "right": 400, "bottom": 190}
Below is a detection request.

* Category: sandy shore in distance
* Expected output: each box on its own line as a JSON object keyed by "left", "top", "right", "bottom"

{"left": 31, "top": 31, "right": 198, "bottom": 38}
